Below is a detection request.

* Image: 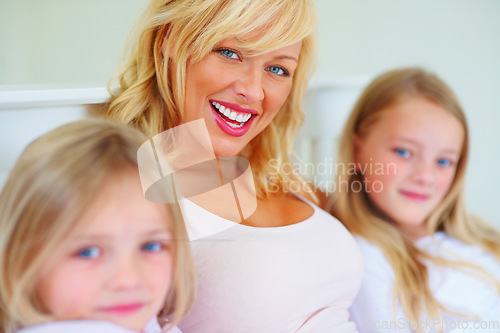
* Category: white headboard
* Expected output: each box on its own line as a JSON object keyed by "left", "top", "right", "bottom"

{"left": 0, "top": 87, "right": 109, "bottom": 186}
{"left": 0, "top": 78, "right": 368, "bottom": 190}
{"left": 295, "top": 77, "right": 368, "bottom": 189}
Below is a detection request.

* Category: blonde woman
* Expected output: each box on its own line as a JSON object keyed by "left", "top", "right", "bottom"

{"left": 330, "top": 67, "right": 500, "bottom": 332}
{"left": 97, "top": 0, "right": 363, "bottom": 331}
{"left": 0, "top": 119, "right": 195, "bottom": 333}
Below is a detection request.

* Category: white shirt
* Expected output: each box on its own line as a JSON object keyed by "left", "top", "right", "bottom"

{"left": 16, "top": 318, "right": 181, "bottom": 333}
{"left": 16, "top": 321, "right": 136, "bottom": 333}
{"left": 350, "top": 233, "right": 500, "bottom": 333}
{"left": 178, "top": 196, "right": 363, "bottom": 333}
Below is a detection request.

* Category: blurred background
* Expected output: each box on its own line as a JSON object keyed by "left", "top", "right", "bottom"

{"left": 1, "top": 0, "right": 499, "bottom": 226}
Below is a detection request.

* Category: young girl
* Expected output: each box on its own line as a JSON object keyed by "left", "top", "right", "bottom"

{"left": 330, "top": 67, "right": 500, "bottom": 332}
{"left": 0, "top": 118, "right": 195, "bottom": 333}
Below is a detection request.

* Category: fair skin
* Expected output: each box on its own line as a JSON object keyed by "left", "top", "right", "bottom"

{"left": 177, "top": 37, "right": 313, "bottom": 227}
{"left": 183, "top": 38, "right": 302, "bottom": 157}
{"left": 36, "top": 171, "right": 173, "bottom": 331}
{"left": 354, "top": 96, "right": 464, "bottom": 238}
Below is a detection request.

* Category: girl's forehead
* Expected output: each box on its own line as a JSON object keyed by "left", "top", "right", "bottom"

{"left": 70, "top": 174, "right": 172, "bottom": 234}
{"left": 365, "top": 97, "right": 464, "bottom": 151}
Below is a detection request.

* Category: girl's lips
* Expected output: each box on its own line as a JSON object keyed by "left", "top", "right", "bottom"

{"left": 400, "top": 190, "right": 429, "bottom": 202}
{"left": 98, "top": 303, "right": 144, "bottom": 315}
{"left": 209, "top": 100, "right": 257, "bottom": 137}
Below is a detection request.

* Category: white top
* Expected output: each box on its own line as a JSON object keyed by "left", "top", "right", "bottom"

{"left": 350, "top": 233, "right": 500, "bottom": 333}
{"left": 178, "top": 196, "right": 363, "bottom": 333}
{"left": 16, "top": 318, "right": 181, "bottom": 333}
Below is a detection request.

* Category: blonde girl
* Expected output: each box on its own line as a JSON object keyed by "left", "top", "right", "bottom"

{"left": 97, "top": 0, "right": 363, "bottom": 331}
{"left": 0, "top": 118, "right": 195, "bottom": 333}
{"left": 331, "top": 67, "right": 500, "bottom": 332}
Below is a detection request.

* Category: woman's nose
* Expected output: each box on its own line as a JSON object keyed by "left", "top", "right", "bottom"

{"left": 232, "top": 66, "right": 265, "bottom": 104}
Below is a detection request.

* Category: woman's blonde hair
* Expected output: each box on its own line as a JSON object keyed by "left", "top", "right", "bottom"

{"left": 0, "top": 118, "right": 195, "bottom": 333}
{"left": 331, "top": 67, "right": 500, "bottom": 330}
{"left": 97, "top": 0, "right": 318, "bottom": 198}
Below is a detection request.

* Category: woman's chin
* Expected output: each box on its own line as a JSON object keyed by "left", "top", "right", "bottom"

{"left": 212, "top": 144, "right": 244, "bottom": 157}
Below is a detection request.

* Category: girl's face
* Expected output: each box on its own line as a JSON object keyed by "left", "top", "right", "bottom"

{"left": 36, "top": 171, "right": 174, "bottom": 331}
{"left": 354, "top": 96, "right": 464, "bottom": 238}
{"left": 181, "top": 38, "right": 302, "bottom": 156}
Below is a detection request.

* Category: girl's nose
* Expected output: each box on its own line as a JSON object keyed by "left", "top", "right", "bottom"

{"left": 107, "top": 254, "right": 143, "bottom": 291}
{"left": 232, "top": 66, "right": 265, "bottom": 104}
{"left": 411, "top": 158, "right": 436, "bottom": 186}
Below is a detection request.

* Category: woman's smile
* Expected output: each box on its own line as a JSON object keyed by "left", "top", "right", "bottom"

{"left": 209, "top": 99, "right": 257, "bottom": 136}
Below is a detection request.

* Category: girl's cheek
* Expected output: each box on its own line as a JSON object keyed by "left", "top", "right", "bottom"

{"left": 438, "top": 170, "right": 456, "bottom": 194}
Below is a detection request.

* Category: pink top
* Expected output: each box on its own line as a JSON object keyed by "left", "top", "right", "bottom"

{"left": 178, "top": 197, "right": 362, "bottom": 332}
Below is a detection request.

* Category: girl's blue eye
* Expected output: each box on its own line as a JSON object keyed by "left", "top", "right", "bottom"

{"left": 77, "top": 247, "right": 100, "bottom": 259}
{"left": 142, "top": 242, "right": 162, "bottom": 252}
{"left": 219, "top": 49, "right": 239, "bottom": 60}
{"left": 437, "top": 159, "right": 451, "bottom": 167}
{"left": 268, "top": 66, "right": 288, "bottom": 76}
{"left": 395, "top": 149, "right": 411, "bottom": 158}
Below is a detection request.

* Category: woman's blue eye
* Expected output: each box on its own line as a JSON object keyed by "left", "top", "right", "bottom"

{"left": 268, "top": 66, "right": 288, "bottom": 76}
{"left": 219, "top": 49, "right": 239, "bottom": 60}
{"left": 77, "top": 247, "right": 100, "bottom": 259}
{"left": 142, "top": 242, "right": 162, "bottom": 252}
{"left": 395, "top": 149, "right": 411, "bottom": 158}
{"left": 437, "top": 159, "right": 451, "bottom": 167}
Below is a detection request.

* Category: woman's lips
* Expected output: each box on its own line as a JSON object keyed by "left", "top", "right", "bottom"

{"left": 210, "top": 100, "right": 257, "bottom": 137}
{"left": 98, "top": 303, "right": 144, "bottom": 315}
{"left": 400, "top": 190, "right": 429, "bottom": 201}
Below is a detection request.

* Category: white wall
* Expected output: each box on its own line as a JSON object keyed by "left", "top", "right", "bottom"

{"left": 1, "top": 0, "right": 499, "bottom": 226}
{"left": 0, "top": 0, "right": 147, "bottom": 86}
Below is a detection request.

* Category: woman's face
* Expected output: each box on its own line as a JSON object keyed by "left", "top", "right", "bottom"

{"left": 181, "top": 38, "right": 302, "bottom": 156}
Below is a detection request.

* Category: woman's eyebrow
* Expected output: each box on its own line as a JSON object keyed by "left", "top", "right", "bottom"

{"left": 274, "top": 55, "right": 298, "bottom": 63}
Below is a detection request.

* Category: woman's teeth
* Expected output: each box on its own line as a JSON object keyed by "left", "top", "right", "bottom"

{"left": 211, "top": 101, "right": 252, "bottom": 128}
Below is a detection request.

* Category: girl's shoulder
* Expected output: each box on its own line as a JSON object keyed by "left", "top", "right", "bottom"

{"left": 417, "top": 232, "right": 500, "bottom": 276}
{"left": 353, "top": 235, "right": 386, "bottom": 258}
{"left": 418, "top": 232, "right": 495, "bottom": 259}
{"left": 162, "top": 326, "right": 182, "bottom": 333}
{"left": 353, "top": 235, "right": 395, "bottom": 277}
{"left": 17, "top": 320, "right": 136, "bottom": 333}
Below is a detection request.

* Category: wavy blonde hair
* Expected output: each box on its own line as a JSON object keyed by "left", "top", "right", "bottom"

{"left": 0, "top": 118, "right": 195, "bottom": 333}
{"left": 96, "top": 0, "right": 318, "bottom": 198}
{"left": 330, "top": 67, "right": 500, "bottom": 330}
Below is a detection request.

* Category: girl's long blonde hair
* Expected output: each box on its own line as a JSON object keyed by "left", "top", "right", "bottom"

{"left": 0, "top": 118, "right": 195, "bottom": 333}
{"left": 96, "top": 0, "right": 318, "bottom": 199}
{"left": 331, "top": 67, "right": 500, "bottom": 329}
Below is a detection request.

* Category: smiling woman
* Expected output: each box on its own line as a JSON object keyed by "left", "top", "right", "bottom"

{"left": 96, "top": 0, "right": 364, "bottom": 332}
{"left": 100, "top": 0, "right": 317, "bottom": 199}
